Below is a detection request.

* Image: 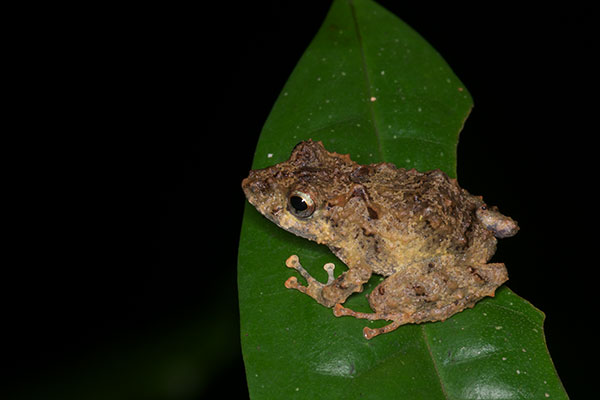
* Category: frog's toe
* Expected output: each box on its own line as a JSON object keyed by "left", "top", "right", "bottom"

{"left": 284, "top": 276, "right": 300, "bottom": 289}
{"left": 285, "top": 276, "right": 312, "bottom": 297}
{"left": 333, "top": 303, "right": 376, "bottom": 319}
{"left": 363, "top": 326, "right": 378, "bottom": 340}
{"left": 285, "top": 255, "right": 300, "bottom": 269}
{"left": 323, "top": 263, "right": 335, "bottom": 285}
{"left": 333, "top": 303, "right": 346, "bottom": 317}
{"left": 362, "top": 319, "right": 403, "bottom": 340}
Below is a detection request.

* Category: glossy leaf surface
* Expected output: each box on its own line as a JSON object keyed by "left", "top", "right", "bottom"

{"left": 238, "top": 1, "right": 566, "bottom": 398}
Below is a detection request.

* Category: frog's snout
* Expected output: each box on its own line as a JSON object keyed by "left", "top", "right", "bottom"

{"left": 242, "top": 171, "right": 270, "bottom": 197}
{"left": 476, "top": 207, "right": 519, "bottom": 239}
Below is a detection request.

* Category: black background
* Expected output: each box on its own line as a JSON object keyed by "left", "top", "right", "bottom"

{"left": 5, "top": 1, "right": 594, "bottom": 399}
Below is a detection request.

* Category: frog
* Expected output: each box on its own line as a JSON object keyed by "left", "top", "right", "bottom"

{"left": 241, "top": 140, "right": 518, "bottom": 339}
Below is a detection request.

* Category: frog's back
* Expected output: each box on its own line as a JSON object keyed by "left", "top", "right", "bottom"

{"left": 361, "top": 164, "right": 498, "bottom": 274}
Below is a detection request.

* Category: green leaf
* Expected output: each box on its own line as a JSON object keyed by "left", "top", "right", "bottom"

{"left": 238, "top": 1, "right": 567, "bottom": 399}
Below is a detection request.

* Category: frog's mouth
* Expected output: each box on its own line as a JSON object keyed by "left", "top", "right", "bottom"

{"left": 275, "top": 211, "right": 319, "bottom": 242}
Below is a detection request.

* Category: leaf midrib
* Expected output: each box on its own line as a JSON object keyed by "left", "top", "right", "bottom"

{"left": 422, "top": 325, "right": 450, "bottom": 399}
{"left": 349, "top": 1, "right": 448, "bottom": 398}
{"left": 349, "top": 0, "right": 384, "bottom": 162}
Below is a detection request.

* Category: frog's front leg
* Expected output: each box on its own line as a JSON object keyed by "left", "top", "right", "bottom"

{"left": 284, "top": 255, "right": 371, "bottom": 308}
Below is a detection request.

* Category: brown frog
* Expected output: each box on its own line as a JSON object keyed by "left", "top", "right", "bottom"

{"left": 242, "top": 140, "right": 518, "bottom": 339}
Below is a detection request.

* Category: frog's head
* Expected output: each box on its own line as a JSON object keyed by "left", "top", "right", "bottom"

{"left": 242, "top": 140, "right": 355, "bottom": 244}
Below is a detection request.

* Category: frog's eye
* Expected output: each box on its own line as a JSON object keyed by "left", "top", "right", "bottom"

{"left": 288, "top": 190, "right": 315, "bottom": 218}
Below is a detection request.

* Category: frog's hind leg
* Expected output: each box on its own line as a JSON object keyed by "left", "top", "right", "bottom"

{"left": 333, "top": 304, "right": 406, "bottom": 340}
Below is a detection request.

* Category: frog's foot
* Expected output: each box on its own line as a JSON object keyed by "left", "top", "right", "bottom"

{"left": 333, "top": 304, "right": 406, "bottom": 340}
{"left": 284, "top": 255, "right": 336, "bottom": 304}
